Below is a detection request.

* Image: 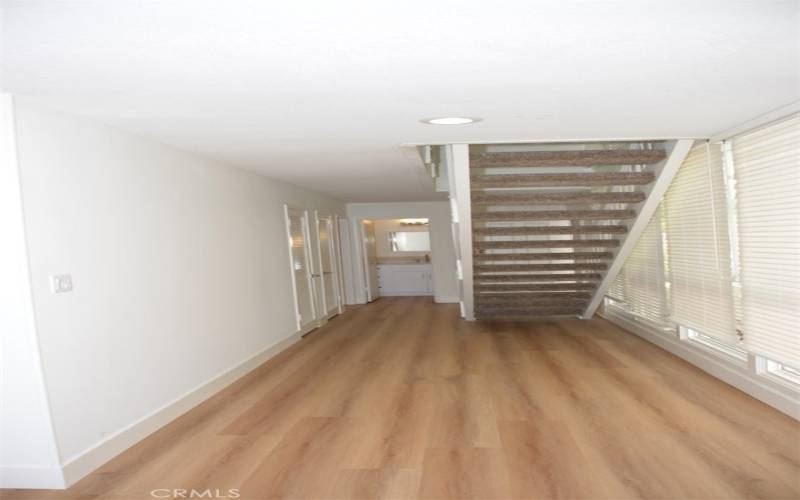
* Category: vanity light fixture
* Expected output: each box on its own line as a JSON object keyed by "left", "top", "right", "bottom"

{"left": 420, "top": 117, "right": 481, "bottom": 125}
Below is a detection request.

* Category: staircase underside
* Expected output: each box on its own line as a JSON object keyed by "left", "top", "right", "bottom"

{"left": 470, "top": 143, "right": 666, "bottom": 320}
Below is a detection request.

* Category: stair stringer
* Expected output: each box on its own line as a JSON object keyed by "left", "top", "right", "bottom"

{"left": 581, "top": 139, "right": 695, "bottom": 319}
{"left": 445, "top": 143, "right": 475, "bottom": 320}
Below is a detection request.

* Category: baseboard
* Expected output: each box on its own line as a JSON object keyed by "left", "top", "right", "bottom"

{"left": 0, "top": 465, "right": 65, "bottom": 490}
{"left": 601, "top": 310, "right": 800, "bottom": 420}
{"left": 59, "top": 330, "right": 303, "bottom": 488}
{"left": 435, "top": 295, "right": 460, "bottom": 304}
{"left": 380, "top": 292, "right": 434, "bottom": 297}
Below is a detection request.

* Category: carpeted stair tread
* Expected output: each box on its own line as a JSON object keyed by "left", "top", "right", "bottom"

{"left": 474, "top": 283, "right": 598, "bottom": 291}
{"left": 474, "top": 251, "right": 613, "bottom": 261}
{"left": 476, "top": 299, "right": 588, "bottom": 310}
{"left": 475, "top": 290, "right": 592, "bottom": 302}
{"left": 474, "top": 273, "right": 603, "bottom": 283}
{"left": 470, "top": 171, "right": 656, "bottom": 188}
{"left": 475, "top": 296, "right": 588, "bottom": 307}
{"left": 473, "top": 225, "right": 628, "bottom": 236}
{"left": 471, "top": 191, "right": 645, "bottom": 205}
{"left": 474, "top": 263, "right": 607, "bottom": 273}
{"left": 476, "top": 291, "right": 592, "bottom": 301}
{"left": 474, "top": 239, "right": 620, "bottom": 250}
{"left": 475, "top": 307, "right": 584, "bottom": 318}
{"left": 470, "top": 149, "right": 666, "bottom": 168}
{"left": 472, "top": 209, "right": 636, "bottom": 221}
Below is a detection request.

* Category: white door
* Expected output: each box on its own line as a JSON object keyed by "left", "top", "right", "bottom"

{"left": 285, "top": 207, "right": 317, "bottom": 333}
{"left": 317, "top": 214, "right": 340, "bottom": 317}
{"left": 361, "top": 220, "right": 380, "bottom": 302}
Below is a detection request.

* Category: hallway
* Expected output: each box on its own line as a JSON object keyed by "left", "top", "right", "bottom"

{"left": 6, "top": 297, "right": 799, "bottom": 499}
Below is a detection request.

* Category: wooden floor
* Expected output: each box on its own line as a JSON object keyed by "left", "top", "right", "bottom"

{"left": 5, "top": 297, "right": 799, "bottom": 500}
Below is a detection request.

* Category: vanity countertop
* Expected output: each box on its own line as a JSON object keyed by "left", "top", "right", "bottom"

{"left": 377, "top": 257, "right": 430, "bottom": 265}
{"left": 377, "top": 262, "right": 431, "bottom": 267}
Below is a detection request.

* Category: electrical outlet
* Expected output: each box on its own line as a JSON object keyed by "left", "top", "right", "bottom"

{"left": 50, "top": 274, "right": 73, "bottom": 294}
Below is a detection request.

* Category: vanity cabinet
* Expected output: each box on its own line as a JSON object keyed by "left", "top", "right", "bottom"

{"left": 377, "top": 263, "right": 433, "bottom": 296}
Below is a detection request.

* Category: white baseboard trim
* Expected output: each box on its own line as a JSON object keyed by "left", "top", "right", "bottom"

{"left": 601, "top": 310, "right": 800, "bottom": 420}
{"left": 59, "top": 330, "right": 303, "bottom": 488}
{"left": 0, "top": 465, "right": 65, "bottom": 490}
{"left": 435, "top": 295, "right": 460, "bottom": 304}
{"left": 379, "top": 292, "right": 434, "bottom": 297}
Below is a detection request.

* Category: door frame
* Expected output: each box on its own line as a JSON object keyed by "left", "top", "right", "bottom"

{"left": 284, "top": 205, "right": 319, "bottom": 335}
{"left": 358, "top": 219, "right": 380, "bottom": 303}
{"left": 332, "top": 216, "right": 347, "bottom": 313}
{"left": 314, "top": 211, "right": 343, "bottom": 321}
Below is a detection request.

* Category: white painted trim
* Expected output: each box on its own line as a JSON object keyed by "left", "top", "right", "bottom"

{"left": 312, "top": 211, "right": 329, "bottom": 322}
{"left": 358, "top": 219, "right": 380, "bottom": 303}
{"left": 0, "top": 465, "right": 65, "bottom": 490}
{"left": 582, "top": 139, "right": 694, "bottom": 318}
{"left": 709, "top": 101, "right": 800, "bottom": 143}
{"left": 333, "top": 216, "right": 347, "bottom": 313}
{"left": 284, "top": 205, "right": 303, "bottom": 332}
{"left": 348, "top": 219, "right": 368, "bottom": 304}
{"left": 337, "top": 216, "right": 358, "bottom": 305}
{"left": 434, "top": 295, "right": 460, "bottom": 304}
{"left": 286, "top": 206, "right": 319, "bottom": 329}
{"left": 315, "top": 212, "right": 342, "bottom": 317}
{"left": 449, "top": 144, "right": 474, "bottom": 320}
{"left": 59, "top": 330, "right": 303, "bottom": 487}
{"left": 600, "top": 309, "right": 800, "bottom": 421}
{"left": 379, "top": 292, "right": 434, "bottom": 297}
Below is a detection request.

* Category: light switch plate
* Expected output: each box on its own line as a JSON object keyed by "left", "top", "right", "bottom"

{"left": 51, "top": 274, "right": 73, "bottom": 294}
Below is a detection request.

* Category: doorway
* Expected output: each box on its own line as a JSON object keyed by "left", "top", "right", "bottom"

{"left": 284, "top": 207, "right": 318, "bottom": 334}
{"left": 360, "top": 220, "right": 380, "bottom": 302}
{"left": 315, "top": 213, "right": 342, "bottom": 318}
{"left": 359, "top": 218, "right": 433, "bottom": 299}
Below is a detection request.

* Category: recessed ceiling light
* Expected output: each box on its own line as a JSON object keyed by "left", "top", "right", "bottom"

{"left": 420, "top": 117, "right": 481, "bottom": 125}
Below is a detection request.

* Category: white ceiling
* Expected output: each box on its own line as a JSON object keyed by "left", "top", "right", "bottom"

{"left": 2, "top": 1, "right": 798, "bottom": 202}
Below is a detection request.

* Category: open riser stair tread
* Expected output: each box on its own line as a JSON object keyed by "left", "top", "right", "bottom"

{"left": 473, "top": 225, "right": 628, "bottom": 236}
{"left": 470, "top": 171, "right": 656, "bottom": 188}
{"left": 474, "top": 239, "right": 620, "bottom": 250}
{"left": 474, "top": 251, "right": 613, "bottom": 261}
{"left": 475, "top": 296, "right": 589, "bottom": 306}
{"left": 474, "top": 263, "right": 607, "bottom": 273}
{"left": 472, "top": 209, "right": 637, "bottom": 221}
{"left": 474, "top": 283, "right": 598, "bottom": 291}
{"left": 471, "top": 191, "right": 646, "bottom": 205}
{"left": 464, "top": 142, "right": 666, "bottom": 320}
{"left": 475, "top": 306, "right": 582, "bottom": 318}
{"left": 476, "top": 290, "right": 592, "bottom": 299}
{"left": 474, "top": 273, "right": 603, "bottom": 283}
{"left": 470, "top": 149, "right": 666, "bottom": 168}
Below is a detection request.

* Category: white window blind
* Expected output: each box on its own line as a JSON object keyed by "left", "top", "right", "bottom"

{"left": 663, "top": 143, "right": 738, "bottom": 343}
{"left": 733, "top": 114, "right": 800, "bottom": 367}
{"left": 607, "top": 208, "right": 669, "bottom": 326}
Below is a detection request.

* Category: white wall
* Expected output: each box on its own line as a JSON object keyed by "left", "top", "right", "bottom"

{"left": 6, "top": 98, "right": 345, "bottom": 487}
{"left": 0, "top": 96, "right": 64, "bottom": 488}
{"left": 346, "top": 202, "right": 459, "bottom": 304}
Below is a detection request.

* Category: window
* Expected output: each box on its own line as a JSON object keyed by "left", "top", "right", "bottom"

{"left": 758, "top": 359, "right": 800, "bottom": 389}
{"left": 601, "top": 114, "right": 800, "bottom": 400}
{"left": 389, "top": 231, "right": 430, "bottom": 252}
{"left": 662, "top": 143, "right": 738, "bottom": 344}
{"left": 681, "top": 326, "right": 748, "bottom": 363}
{"left": 733, "top": 114, "right": 800, "bottom": 368}
{"left": 607, "top": 209, "right": 670, "bottom": 328}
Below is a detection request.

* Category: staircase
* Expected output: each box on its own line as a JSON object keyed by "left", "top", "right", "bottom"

{"left": 467, "top": 145, "right": 673, "bottom": 320}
